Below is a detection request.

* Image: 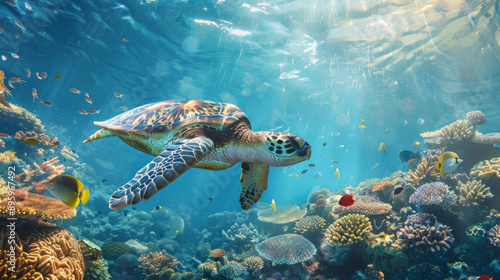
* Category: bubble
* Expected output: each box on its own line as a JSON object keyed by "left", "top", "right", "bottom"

{"left": 182, "top": 36, "right": 200, "bottom": 53}
{"left": 241, "top": 87, "right": 251, "bottom": 96}
{"left": 417, "top": 118, "right": 425, "bottom": 125}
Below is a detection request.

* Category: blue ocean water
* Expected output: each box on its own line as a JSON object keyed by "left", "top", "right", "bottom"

{"left": 1, "top": 0, "right": 500, "bottom": 279}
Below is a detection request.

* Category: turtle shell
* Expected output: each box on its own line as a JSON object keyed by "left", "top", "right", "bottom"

{"left": 95, "top": 99, "right": 249, "bottom": 135}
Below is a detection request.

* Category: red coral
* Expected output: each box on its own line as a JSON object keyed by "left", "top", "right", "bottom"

{"left": 32, "top": 181, "right": 47, "bottom": 194}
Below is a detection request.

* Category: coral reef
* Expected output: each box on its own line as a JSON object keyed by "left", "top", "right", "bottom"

{"left": 457, "top": 179, "right": 493, "bottom": 206}
{"left": 294, "top": 215, "right": 326, "bottom": 234}
{"left": 255, "top": 234, "right": 316, "bottom": 265}
{"left": 309, "top": 188, "right": 332, "bottom": 203}
{"left": 332, "top": 195, "right": 392, "bottom": 216}
{"left": 0, "top": 250, "right": 39, "bottom": 279}
{"left": 196, "top": 262, "right": 220, "bottom": 279}
{"left": 470, "top": 158, "right": 500, "bottom": 180}
{"left": 138, "top": 252, "right": 179, "bottom": 277}
{"left": 125, "top": 239, "right": 149, "bottom": 255}
{"left": 222, "top": 223, "right": 266, "bottom": 248}
{"left": 408, "top": 155, "right": 442, "bottom": 186}
{"left": 466, "top": 110, "right": 486, "bottom": 126}
{"left": 102, "top": 242, "right": 131, "bottom": 261}
{"left": 0, "top": 104, "right": 45, "bottom": 134}
{"left": 257, "top": 203, "right": 306, "bottom": 224}
{"left": 488, "top": 224, "right": 500, "bottom": 247}
{"left": 219, "top": 264, "right": 249, "bottom": 279}
{"left": 397, "top": 223, "right": 454, "bottom": 253}
{"left": 365, "top": 244, "right": 409, "bottom": 275}
{"left": 421, "top": 119, "right": 475, "bottom": 148}
{"left": 0, "top": 193, "right": 76, "bottom": 220}
{"left": 472, "top": 133, "right": 500, "bottom": 145}
{"left": 409, "top": 182, "right": 449, "bottom": 206}
{"left": 14, "top": 130, "right": 59, "bottom": 147}
{"left": 325, "top": 214, "right": 372, "bottom": 245}
{"left": 116, "top": 254, "right": 140, "bottom": 268}
{"left": 362, "top": 181, "right": 397, "bottom": 202}
{"left": 242, "top": 256, "right": 264, "bottom": 274}
{"left": 78, "top": 239, "right": 103, "bottom": 261}
{"left": 320, "top": 240, "right": 352, "bottom": 265}
{"left": 85, "top": 259, "right": 110, "bottom": 280}
{"left": 0, "top": 139, "right": 4, "bottom": 148}
{"left": 0, "top": 220, "right": 84, "bottom": 279}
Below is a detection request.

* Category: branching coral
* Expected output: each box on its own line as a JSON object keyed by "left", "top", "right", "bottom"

{"left": 466, "top": 110, "right": 486, "bottom": 126}
{"left": 294, "top": 215, "right": 326, "bottom": 234}
{"left": 458, "top": 179, "right": 493, "bottom": 206}
{"left": 325, "top": 214, "right": 372, "bottom": 245}
{"left": 222, "top": 223, "right": 266, "bottom": 247}
{"left": 0, "top": 193, "right": 76, "bottom": 220}
{"left": 39, "top": 157, "right": 65, "bottom": 180}
{"left": 0, "top": 220, "right": 84, "bottom": 279}
{"left": 420, "top": 120, "right": 475, "bottom": 147}
{"left": 257, "top": 203, "right": 306, "bottom": 224}
{"left": 242, "top": 256, "right": 264, "bottom": 274}
{"left": 332, "top": 195, "right": 392, "bottom": 216}
{"left": 0, "top": 104, "right": 45, "bottom": 134}
{"left": 14, "top": 130, "right": 58, "bottom": 147}
{"left": 255, "top": 234, "right": 317, "bottom": 265}
{"left": 488, "top": 225, "right": 500, "bottom": 247}
{"left": 138, "top": 252, "right": 179, "bottom": 277}
{"left": 408, "top": 155, "right": 442, "bottom": 186}
{"left": 397, "top": 223, "right": 455, "bottom": 253}
{"left": 470, "top": 158, "right": 500, "bottom": 180}
{"left": 0, "top": 151, "right": 19, "bottom": 162}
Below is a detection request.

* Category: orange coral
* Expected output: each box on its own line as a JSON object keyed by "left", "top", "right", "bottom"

{"left": 15, "top": 164, "right": 41, "bottom": 183}
{"left": 0, "top": 220, "right": 84, "bottom": 280}
{"left": 40, "top": 157, "right": 65, "bottom": 179}
{"left": 32, "top": 181, "right": 47, "bottom": 194}
{"left": 0, "top": 193, "right": 76, "bottom": 220}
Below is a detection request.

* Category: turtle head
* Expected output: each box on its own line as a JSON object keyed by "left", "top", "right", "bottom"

{"left": 262, "top": 132, "right": 311, "bottom": 166}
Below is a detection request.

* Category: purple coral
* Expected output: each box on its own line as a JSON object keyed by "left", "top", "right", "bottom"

{"left": 255, "top": 234, "right": 316, "bottom": 265}
{"left": 397, "top": 223, "right": 454, "bottom": 253}
{"left": 409, "top": 182, "right": 447, "bottom": 206}
{"left": 405, "top": 213, "right": 437, "bottom": 226}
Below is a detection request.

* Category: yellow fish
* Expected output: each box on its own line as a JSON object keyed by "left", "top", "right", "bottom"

{"left": 359, "top": 125, "right": 366, "bottom": 130}
{"left": 24, "top": 138, "right": 40, "bottom": 145}
{"left": 270, "top": 199, "right": 276, "bottom": 212}
{"left": 176, "top": 230, "right": 180, "bottom": 234}
{"left": 110, "top": 234, "right": 118, "bottom": 237}
{"left": 8, "top": 150, "right": 15, "bottom": 157}
{"left": 335, "top": 168, "right": 340, "bottom": 178}
{"left": 411, "top": 142, "right": 421, "bottom": 148}
{"left": 42, "top": 174, "right": 90, "bottom": 208}
{"left": 361, "top": 118, "right": 366, "bottom": 122}
{"left": 435, "top": 151, "right": 463, "bottom": 175}
{"left": 378, "top": 142, "right": 385, "bottom": 153}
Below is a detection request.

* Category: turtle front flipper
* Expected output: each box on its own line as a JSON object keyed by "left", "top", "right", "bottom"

{"left": 109, "top": 137, "right": 214, "bottom": 209}
{"left": 239, "top": 162, "right": 269, "bottom": 210}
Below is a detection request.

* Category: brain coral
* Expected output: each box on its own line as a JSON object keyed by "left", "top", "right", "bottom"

{"left": 332, "top": 195, "right": 392, "bottom": 216}
{"left": 470, "top": 158, "right": 500, "bottom": 180}
{"left": 294, "top": 215, "right": 326, "bottom": 234}
{"left": 458, "top": 179, "right": 493, "bottom": 206}
{"left": 255, "top": 234, "right": 317, "bottom": 265}
{"left": 397, "top": 223, "right": 454, "bottom": 253}
{"left": 0, "top": 251, "right": 38, "bottom": 279}
{"left": 0, "top": 220, "right": 84, "bottom": 279}
{"left": 258, "top": 203, "right": 306, "bottom": 224}
{"left": 0, "top": 193, "right": 76, "bottom": 220}
{"left": 102, "top": 242, "right": 130, "bottom": 261}
{"left": 308, "top": 188, "right": 332, "bottom": 203}
{"left": 325, "top": 214, "right": 372, "bottom": 245}
{"left": 409, "top": 182, "right": 448, "bottom": 206}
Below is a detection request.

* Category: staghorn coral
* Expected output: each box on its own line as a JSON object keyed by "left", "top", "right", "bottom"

{"left": 470, "top": 158, "right": 500, "bottom": 180}
{"left": 257, "top": 203, "right": 306, "bottom": 224}
{"left": 0, "top": 193, "right": 76, "bottom": 220}
{"left": 466, "top": 110, "right": 486, "bottom": 126}
{"left": 409, "top": 182, "right": 450, "bottom": 206}
{"left": 0, "top": 104, "right": 45, "bottom": 134}
{"left": 332, "top": 195, "right": 392, "bottom": 216}
{"left": 14, "top": 130, "right": 58, "bottom": 147}
{"left": 255, "top": 234, "right": 316, "bottom": 265}
{"left": 222, "top": 223, "right": 266, "bottom": 248}
{"left": 39, "top": 157, "right": 65, "bottom": 180}
{"left": 102, "top": 242, "right": 130, "bottom": 261}
{"left": 458, "top": 179, "right": 493, "bottom": 206}
{"left": 138, "top": 252, "right": 179, "bottom": 277}
{"left": 0, "top": 220, "right": 84, "bottom": 279}
{"left": 420, "top": 120, "right": 475, "bottom": 147}
{"left": 325, "top": 214, "right": 372, "bottom": 245}
{"left": 242, "top": 256, "right": 263, "bottom": 274}
{"left": 397, "top": 223, "right": 454, "bottom": 253}
{"left": 60, "top": 146, "right": 78, "bottom": 162}
{"left": 408, "top": 155, "right": 442, "bottom": 186}
{"left": 294, "top": 215, "right": 326, "bottom": 234}
{"left": 15, "top": 163, "right": 41, "bottom": 183}
{"left": 489, "top": 225, "right": 500, "bottom": 247}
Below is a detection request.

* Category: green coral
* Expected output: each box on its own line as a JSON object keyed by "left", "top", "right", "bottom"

{"left": 325, "top": 214, "right": 372, "bottom": 245}
{"left": 365, "top": 244, "right": 409, "bottom": 275}
{"left": 102, "top": 242, "right": 130, "bottom": 261}
{"left": 85, "top": 259, "right": 111, "bottom": 280}
{"left": 458, "top": 179, "right": 493, "bottom": 206}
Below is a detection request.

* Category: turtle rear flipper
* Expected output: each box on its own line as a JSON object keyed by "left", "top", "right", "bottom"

{"left": 109, "top": 137, "right": 214, "bottom": 209}
{"left": 239, "top": 163, "right": 269, "bottom": 210}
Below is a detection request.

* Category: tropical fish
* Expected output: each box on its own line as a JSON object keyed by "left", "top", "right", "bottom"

{"left": 338, "top": 194, "right": 355, "bottom": 207}
{"left": 478, "top": 276, "right": 492, "bottom": 280}
{"left": 25, "top": 2, "right": 32, "bottom": 10}
{"left": 361, "top": 118, "right": 366, "bottom": 122}
{"left": 40, "top": 100, "right": 52, "bottom": 106}
{"left": 399, "top": 119, "right": 407, "bottom": 127}
{"left": 41, "top": 72, "right": 47, "bottom": 78}
{"left": 337, "top": 145, "right": 344, "bottom": 149}
{"left": 26, "top": 68, "right": 31, "bottom": 78}
{"left": 88, "top": 109, "right": 100, "bottom": 114}
{"left": 359, "top": 124, "right": 366, "bottom": 130}
{"left": 312, "top": 171, "right": 322, "bottom": 180}
{"left": 7, "top": 0, "right": 15, "bottom": 7}
{"left": 121, "top": 106, "right": 127, "bottom": 111}
{"left": 36, "top": 72, "right": 43, "bottom": 79}
{"left": 10, "top": 53, "right": 19, "bottom": 59}
{"left": 102, "top": 179, "right": 107, "bottom": 183}
{"left": 393, "top": 186, "right": 405, "bottom": 195}
{"left": 378, "top": 142, "right": 385, "bottom": 153}
{"left": 332, "top": 132, "right": 340, "bottom": 136}
{"left": 84, "top": 93, "right": 92, "bottom": 104}
{"left": 299, "top": 169, "right": 308, "bottom": 175}
{"left": 323, "top": 142, "right": 327, "bottom": 146}
{"left": 122, "top": 38, "right": 129, "bottom": 42}
{"left": 42, "top": 175, "right": 90, "bottom": 208}
{"left": 0, "top": 26, "right": 3, "bottom": 33}
{"left": 24, "top": 138, "right": 40, "bottom": 145}
{"left": 32, "top": 88, "right": 37, "bottom": 102}
{"left": 399, "top": 150, "right": 418, "bottom": 163}
{"left": 154, "top": 205, "right": 162, "bottom": 210}
{"left": 70, "top": 88, "right": 81, "bottom": 94}
{"left": 335, "top": 168, "right": 340, "bottom": 178}
{"left": 317, "top": 136, "right": 324, "bottom": 140}
{"left": 417, "top": 118, "right": 425, "bottom": 125}
{"left": 209, "top": 249, "right": 226, "bottom": 261}
{"left": 411, "top": 141, "right": 421, "bottom": 148}
{"left": 308, "top": 164, "right": 316, "bottom": 167}
{"left": 1, "top": 55, "right": 6, "bottom": 61}
{"left": 51, "top": 140, "right": 60, "bottom": 148}
{"left": 270, "top": 199, "right": 276, "bottom": 212}
{"left": 371, "top": 163, "right": 379, "bottom": 169}
{"left": 114, "top": 92, "right": 123, "bottom": 98}
{"left": 208, "top": 196, "right": 213, "bottom": 201}
{"left": 15, "top": 19, "right": 25, "bottom": 30}
{"left": 0, "top": 133, "right": 10, "bottom": 138}
{"left": 435, "top": 151, "right": 463, "bottom": 175}
{"left": 79, "top": 109, "right": 88, "bottom": 115}
{"left": 55, "top": 74, "right": 61, "bottom": 80}
{"left": 8, "top": 150, "right": 15, "bottom": 157}
{"left": 110, "top": 234, "right": 118, "bottom": 237}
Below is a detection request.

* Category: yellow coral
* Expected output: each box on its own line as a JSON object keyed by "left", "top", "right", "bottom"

{"left": 458, "top": 179, "right": 493, "bottom": 206}
{"left": 408, "top": 155, "right": 442, "bottom": 186}
{"left": 294, "top": 215, "right": 326, "bottom": 234}
{"left": 325, "top": 214, "right": 372, "bottom": 245}
{"left": 470, "top": 158, "right": 500, "bottom": 180}
{"left": 242, "top": 256, "right": 264, "bottom": 272}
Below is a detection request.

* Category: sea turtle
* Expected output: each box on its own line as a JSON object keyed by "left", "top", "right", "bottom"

{"left": 84, "top": 99, "right": 311, "bottom": 210}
